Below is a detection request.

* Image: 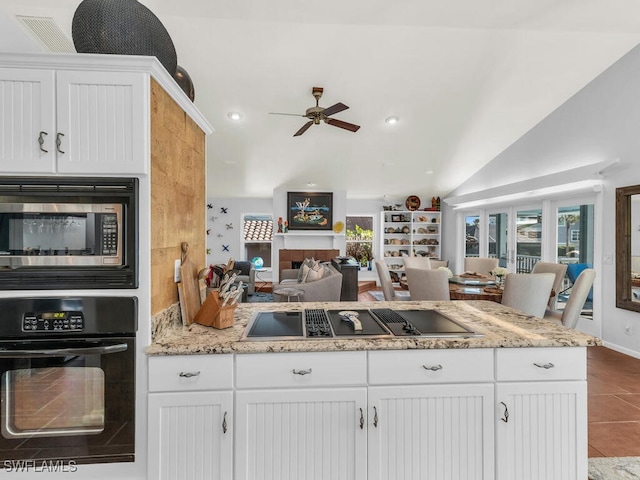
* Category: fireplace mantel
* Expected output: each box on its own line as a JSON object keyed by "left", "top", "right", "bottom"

{"left": 275, "top": 232, "right": 344, "bottom": 249}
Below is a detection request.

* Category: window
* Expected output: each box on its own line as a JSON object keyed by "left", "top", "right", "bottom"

{"left": 570, "top": 230, "right": 580, "bottom": 243}
{"left": 242, "top": 214, "right": 272, "bottom": 268}
{"left": 346, "top": 215, "right": 374, "bottom": 267}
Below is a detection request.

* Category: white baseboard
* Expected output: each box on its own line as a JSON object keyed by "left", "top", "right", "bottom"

{"left": 601, "top": 340, "right": 640, "bottom": 360}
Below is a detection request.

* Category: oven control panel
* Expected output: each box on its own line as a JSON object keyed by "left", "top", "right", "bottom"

{"left": 22, "top": 311, "right": 84, "bottom": 332}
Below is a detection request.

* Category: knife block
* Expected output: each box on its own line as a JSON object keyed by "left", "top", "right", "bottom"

{"left": 194, "top": 290, "right": 237, "bottom": 329}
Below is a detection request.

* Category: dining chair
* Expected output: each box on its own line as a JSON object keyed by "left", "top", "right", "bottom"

{"left": 544, "top": 269, "right": 595, "bottom": 329}
{"left": 375, "top": 259, "right": 408, "bottom": 301}
{"left": 404, "top": 268, "right": 450, "bottom": 301}
{"left": 402, "top": 257, "right": 432, "bottom": 270}
{"left": 429, "top": 259, "right": 449, "bottom": 269}
{"left": 531, "top": 261, "right": 568, "bottom": 310}
{"left": 501, "top": 273, "right": 555, "bottom": 318}
{"left": 464, "top": 257, "right": 499, "bottom": 276}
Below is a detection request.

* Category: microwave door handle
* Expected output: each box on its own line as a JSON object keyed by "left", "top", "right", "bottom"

{"left": 0, "top": 342, "right": 128, "bottom": 358}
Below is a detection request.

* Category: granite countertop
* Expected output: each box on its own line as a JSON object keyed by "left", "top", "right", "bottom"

{"left": 147, "top": 300, "right": 601, "bottom": 356}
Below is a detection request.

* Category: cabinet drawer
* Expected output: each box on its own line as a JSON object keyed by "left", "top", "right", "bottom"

{"left": 235, "top": 351, "right": 367, "bottom": 389}
{"left": 148, "top": 355, "right": 233, "bottom": 392}
{"left": 496, "top": 347, "right": 586, "bottom": 381}
{"left": 368, "top": 349, "right": 494, "bottom": 385}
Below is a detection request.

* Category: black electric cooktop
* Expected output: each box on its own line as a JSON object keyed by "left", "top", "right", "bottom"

{"left": 241, "top": 309, "right": 482, "bottom": 341}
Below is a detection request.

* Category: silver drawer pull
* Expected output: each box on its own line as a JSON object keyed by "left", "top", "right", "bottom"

{"left": 422, "top": 364, "right": 443, "bottom": 372}
{"left": 533, "top": 362, "right": 555, "bottom": 369}
{"left": 179, "top": 371, "right": 201, "bottom": 378}
{"left": 292, "top": 368, "right": 312, "bottom": 376}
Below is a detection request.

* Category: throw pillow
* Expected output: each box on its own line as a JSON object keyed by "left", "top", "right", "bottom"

{"left": 299, "top": 264, "right": 311, "bottom": 283}
{"left": 305, "top": 263, "right": 324, "bottom": 282}
{"left": 297, "top": 257, "right": 315, "bottom": 282}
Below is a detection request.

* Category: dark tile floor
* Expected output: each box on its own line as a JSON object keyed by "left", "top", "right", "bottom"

{"left": 360, "top": 287, "right": 640, "bottom": 458}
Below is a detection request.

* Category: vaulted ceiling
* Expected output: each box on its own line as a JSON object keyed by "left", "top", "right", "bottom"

{"left": 3, "top": 0, "right": 640, "bottom": 200}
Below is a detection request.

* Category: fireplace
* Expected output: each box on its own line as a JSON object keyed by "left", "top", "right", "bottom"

{"left": 278, "top": 249, "right": 340, "bottom": 278}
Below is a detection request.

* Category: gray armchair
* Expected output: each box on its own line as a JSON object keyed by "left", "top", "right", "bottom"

{"left": 233, "top": 261, "right": 256, "bottom": 295}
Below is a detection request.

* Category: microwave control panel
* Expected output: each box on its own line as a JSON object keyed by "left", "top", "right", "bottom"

{"left": 22, "top": 311, "right": 84, "bottom": 332}
{"left": 100, "top": 213, "right": 119, "bottom": 256}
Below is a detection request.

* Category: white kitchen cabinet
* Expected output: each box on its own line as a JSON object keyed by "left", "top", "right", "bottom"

{"left": 495, "top": 348, "right": 587, "bottom": 480}
{"left": 234, "top": 352, "right": 368, "bottom": 480}
{"left": 148, "top": 391, "right": 233, "bottom": 480}
{"left": 0, "top": 67, "right": 147, "bottom": 175}
{"left": 147, "top": 354, "right": 234, "bottom": 480}
{"left": 367, "top": 349, "right": 495, "bottom": 480}
{"left": 368, "top": 384, "right": 494, "bottom": 480}
{"left": 235, "top": 387, "right": 368, "bottom": 480}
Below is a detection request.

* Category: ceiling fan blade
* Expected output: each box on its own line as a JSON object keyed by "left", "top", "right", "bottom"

{"left": 293, "top": 121, "right": 314, "bottom": 137}
{"left": 325, "top": 118, "right": 360, "bottom": 132}
{"left": 322, "top": 102, "right": 349, "bottom": 117}
{"left": 269, "top": 112, "right": 305, "bottom": 117}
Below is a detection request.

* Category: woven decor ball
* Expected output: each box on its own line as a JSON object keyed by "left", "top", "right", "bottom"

{"left": 72, "top": 0, "right": 178, "bottom": 75}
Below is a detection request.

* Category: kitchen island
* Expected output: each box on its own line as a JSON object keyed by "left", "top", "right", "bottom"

{"left": 147, "top": 300, "right": 600, "bottom": 480}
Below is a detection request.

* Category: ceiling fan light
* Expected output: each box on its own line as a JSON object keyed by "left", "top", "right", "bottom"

{"left": 227, "top": 112, "right": 243, "bottom": 121}
{"left": 385, "top": 116, "right": 399, "bottom": 125}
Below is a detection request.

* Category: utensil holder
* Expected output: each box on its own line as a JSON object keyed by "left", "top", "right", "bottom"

{"left": 194, "top": 290, "right": 237, "bottom": 329}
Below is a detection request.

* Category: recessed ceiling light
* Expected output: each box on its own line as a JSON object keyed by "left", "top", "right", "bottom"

{"left": 227, "top": 112, "right": 243, "bottom": 121}
{"left": 307, "top": 182, "right": 316, "bottom": 187}
{"left": 385, "top": 116, "right": 399, "bottom": 125}
{"left": 425, "top": 170, "right": 434, "bottom": 175}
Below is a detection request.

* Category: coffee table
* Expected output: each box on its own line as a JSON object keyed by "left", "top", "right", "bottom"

{"left": 273, "top": 287, "right": 304, "bottom": 302}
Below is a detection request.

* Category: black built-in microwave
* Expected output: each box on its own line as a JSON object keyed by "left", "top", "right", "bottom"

{"left": 0, "top": 177, "right": 138, "bottom": 289}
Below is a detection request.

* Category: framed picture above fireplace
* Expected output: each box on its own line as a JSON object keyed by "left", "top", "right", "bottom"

{"left": 287, "top": 192, "right": 333, "bottom": 230}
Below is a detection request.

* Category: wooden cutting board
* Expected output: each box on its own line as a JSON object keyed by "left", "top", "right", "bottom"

{"left": 178, "top": 242, "right": 201, "bottom": 326}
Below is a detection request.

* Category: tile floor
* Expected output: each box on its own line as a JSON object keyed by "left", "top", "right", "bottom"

{"left": 588, "top": 345, "right": 640, "bottom": 458}
{"left": 359, "top": 287, "right": 640, "bottom": 458}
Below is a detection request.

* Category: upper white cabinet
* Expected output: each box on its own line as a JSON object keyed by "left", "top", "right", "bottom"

{"left": 0, "top": 67, "right": 147, "bottom": 175}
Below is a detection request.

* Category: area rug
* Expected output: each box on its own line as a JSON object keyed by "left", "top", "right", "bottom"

{"left": 368, "top": 290, "right": 411, "bottom": 301}
{"left": 248, "top": 292, "right": 273, "bottom": 303}
{"left": 589, "top": 457, "right": 640, "bottom": 479}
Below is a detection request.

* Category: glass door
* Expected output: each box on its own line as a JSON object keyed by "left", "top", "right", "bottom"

{"left": 516, "top": 207, "right": 543, "bottom": 273}
{"left": 488, "top": 210, "right": 511, "bottom": 271}
{"left": 554, "top": 200, "right": 595, "bottom": 315}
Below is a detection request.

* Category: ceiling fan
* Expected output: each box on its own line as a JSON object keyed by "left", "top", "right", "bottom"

{"left": 270, "top": 87, "right": 361, "bottom": 136}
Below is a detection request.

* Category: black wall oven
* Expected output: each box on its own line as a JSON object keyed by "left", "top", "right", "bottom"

{"left": 0, "top": 177, "right": 138, "bottom": 290}
{"left": 0, "top": 297, "right": 137, "bottom": 468}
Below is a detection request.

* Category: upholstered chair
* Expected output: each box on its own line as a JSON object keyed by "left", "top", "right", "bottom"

{"left": 544, "top": 269, "right": 595, "bottom": 329}
{"left": 501, "top": 273, "right": 555, "bottom": 318}
{"left": 402, "top": 257, "right": 432, "bottom": 270}
{"left": 463, "top": 257, "right": 499, "bottom": 276}
{"left": 531, "top": 261, "right": 568, "bottom": 309}
{"left": 404, "top": 268, "right": 450, "bottom": 301}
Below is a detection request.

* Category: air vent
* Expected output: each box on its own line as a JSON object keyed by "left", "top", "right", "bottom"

{"left": 16, "top": 16, "right": 75, "bottom": 53}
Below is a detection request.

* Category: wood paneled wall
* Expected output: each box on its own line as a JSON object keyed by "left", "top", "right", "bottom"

{"left": 150, "top": 79, "right": 206, "bottom": 314}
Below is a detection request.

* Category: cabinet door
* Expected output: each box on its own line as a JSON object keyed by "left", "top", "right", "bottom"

{"left": 56, "top": 70, "right": 148, "bottom": 174}
{"left": 495, "top": 381, "right": 587, "bottom": 480}
{"left": 0, "top": 68, "right": 56, "bottom": 173}
{"left": 235, "top": 387, "right": 367, "bottom": 480}
{"left": 368, "top": 384, "right": 494, "bottom": 480}
{"left": 148, "top": 391, "right": 233, "bottom": 480}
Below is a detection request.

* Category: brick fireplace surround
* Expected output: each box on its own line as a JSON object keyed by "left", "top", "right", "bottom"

{"left": 278, "top": 249, "right": 340, "bottom": 279}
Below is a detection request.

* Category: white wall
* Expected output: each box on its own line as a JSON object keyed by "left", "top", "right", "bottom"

{"left": 443, "top": 42, "right": 640, "bottom": 356}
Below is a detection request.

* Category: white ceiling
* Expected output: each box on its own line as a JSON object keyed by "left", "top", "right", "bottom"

{"left": 3, "top": 0, "right": 640, "bottom": 200}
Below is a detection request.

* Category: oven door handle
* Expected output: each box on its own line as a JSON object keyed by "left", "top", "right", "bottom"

{"left": 0, "top": 342, "right": 128, "bottom": 358}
